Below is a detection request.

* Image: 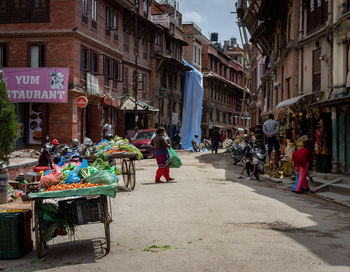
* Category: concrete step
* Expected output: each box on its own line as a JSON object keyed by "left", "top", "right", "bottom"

{"left": 315, "top": 192, "right": 350, "bottom": 207}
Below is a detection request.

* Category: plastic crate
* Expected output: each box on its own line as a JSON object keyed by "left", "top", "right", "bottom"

{"left": 59, "top": 197, "right": 103, "bottom": 225}
{"left": 0, "top": 212, "right": 25, "bottom": 259}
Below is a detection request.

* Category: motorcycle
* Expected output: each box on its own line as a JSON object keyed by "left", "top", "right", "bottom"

{"left": 203, "top": 139, "right": 213, "bottom": 151}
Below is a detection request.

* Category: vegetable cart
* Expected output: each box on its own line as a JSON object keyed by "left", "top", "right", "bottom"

{"left": 27, "top": 183, "right": 117, "bottom": 259}
{"left": 108, "top": 152, "right": 138, "bottom": 190}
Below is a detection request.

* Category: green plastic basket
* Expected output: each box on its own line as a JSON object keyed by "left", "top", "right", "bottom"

{"left": 0, "top": 212, "right": 25, "bottom": 259}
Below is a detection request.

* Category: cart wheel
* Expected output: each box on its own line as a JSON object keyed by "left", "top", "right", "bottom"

{"left": 128, "top": 160, "right": 136, "bottom": 190}
{"left": 121, "top": 159, "right": 129, "bottom": 187}
{"left": 34, "top": 200, "right": 45, "bottom": 259}
{"left": 102, "top": 195, "right": 111, "bottom": 253}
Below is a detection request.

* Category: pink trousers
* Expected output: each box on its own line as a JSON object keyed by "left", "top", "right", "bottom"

{"left": 155, "top": 166, "right": 170, "bottom": 182}
{"left": 296, "top": 163, "right": 309, "bottom": 192}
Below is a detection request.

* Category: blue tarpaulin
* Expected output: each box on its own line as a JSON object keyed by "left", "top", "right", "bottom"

{"left": 180, "top": 60, "right": 204, "bottom": 150}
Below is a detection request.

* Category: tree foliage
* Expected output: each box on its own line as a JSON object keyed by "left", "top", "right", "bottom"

{"left": 0, "top": 73, "right": 17, "bottom": 166}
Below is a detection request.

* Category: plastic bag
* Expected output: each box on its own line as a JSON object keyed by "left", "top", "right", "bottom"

{"left": 85, "top": 170, "right": 119, "bottom": 185}
{"left": 57, "top": 157, "right": 66, "bottom": 167}
{"left": 168, "top": 147, "right": 182, "bottom": 168}
{"left": 65, "top": 159, "right": 88, "bottom": 184}
{"left": 40, "top": 164, "right": 63, "bottom": 188}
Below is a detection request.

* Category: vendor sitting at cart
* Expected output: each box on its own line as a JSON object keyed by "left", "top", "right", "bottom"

{"left": 151, "top": 127, "right": 174, "bottom": 183}
{"left": 103, "top": 119, "right": 113, "bottom": 141}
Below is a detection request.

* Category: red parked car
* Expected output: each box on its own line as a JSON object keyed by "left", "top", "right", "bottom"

{"left": 131, "top": 129, "right": 157, "bottom": 158}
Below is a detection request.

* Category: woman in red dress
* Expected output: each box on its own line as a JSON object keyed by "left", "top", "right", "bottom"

{"left": 292, "top": 143, "right": 314, "bottom": 193}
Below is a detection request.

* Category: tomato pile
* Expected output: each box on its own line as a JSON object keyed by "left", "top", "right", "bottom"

{"left": 46, "top": 182, "right": 105, "bottom": 192}
{"left": 106, "top": 149, "right": 132, "bottom": 155}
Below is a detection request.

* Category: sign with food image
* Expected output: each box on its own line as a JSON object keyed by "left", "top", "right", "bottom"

{"left": 29, "top": 103, "right": 42, "bottom": 145}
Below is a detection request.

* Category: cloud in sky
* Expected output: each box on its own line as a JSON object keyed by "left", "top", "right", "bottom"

{"left": 182, "top": 11, "right": 206, "bottom": 25}
{"left": 179, "top": 0, "right": 241, "bottom": 45}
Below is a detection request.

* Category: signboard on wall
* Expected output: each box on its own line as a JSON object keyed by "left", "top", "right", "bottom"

{"left": 151, "top": 14, "right": 170, "bottom": 28}
{"left": 3, "top": 68, "right": 69, "bottom": 103}
{"left": 77, "top": 96, "right": 88, "bottom": 108}
{"left": 28, "top": 103, "right": 43, "bottom": 145}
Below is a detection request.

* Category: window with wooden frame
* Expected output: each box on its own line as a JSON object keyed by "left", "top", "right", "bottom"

{"left": 286, "top": 77, "right": 291, "bottom": 99}
{"left": 173, "top": 74, "right": 177, "bottom": 90}
{"left": 123, "top": 67, "right": 128, "bottom": 94}
{"left": 29, "top": 44, "right": 45, "bottom": 67}
{"left": 306, "top": 0, "right": 328, "bottom": 34}
{"left": 123, "top": 27, "right": 129, "bottom": 52}
{"left": 106, "top": 8, "right": 112, "bottom": 36}
{"left": 142, "top": 74, "right": 147, "bottom": 99}
{"left": 90, "top": 50, "right": 98, "bottom": 74}
{"left": 287, "top": 14, "right": 292, "bottom": 41}
{"left": 143, "top": 0, "right": 148, "bottom": 18}
{"left": 142, "top": 38, "right": 147, "bottom": 59}
{"left": 312, "top": 49, "right": 321, "bottom": 92}
{"left": 82, "top": 0, "right": 88, "bottom": 24}
{"left": 91, "top": 0, "right": 97, "bottom": 29}
{"left": 113, "top": 11, "right": 118, "bottom": 41}
{"left": 0, "top": 44, "right": 8, "bottom": 68}
{"left": 81, "top": 47, "right": 89, "bottom": 80}
{"left": 0, "top": 0, "right": 49, "bottom": 23}
{"left": 112, "top": 60, "right": 121, "bottom": 89}
{"left": 104, "top": 57, "right": 112, "bottom": 86}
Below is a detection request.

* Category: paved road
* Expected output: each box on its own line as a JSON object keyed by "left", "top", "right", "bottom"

{"left": 2, "top": 152, "right": 350, "bottom": 272}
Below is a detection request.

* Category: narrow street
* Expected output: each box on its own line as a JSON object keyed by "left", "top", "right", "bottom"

{"left": 2, "top": 152, "right": 350, "bottom": 272}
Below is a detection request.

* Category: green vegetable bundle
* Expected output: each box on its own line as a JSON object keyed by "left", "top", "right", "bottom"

{"left": 78, "top": 167, "right": 91, "bottom": 180}
{"left": 112, "top": 144, "right": 143, "bottom": 160}
{"left": 92, "top": 158, "right": 110, "bottom": 170}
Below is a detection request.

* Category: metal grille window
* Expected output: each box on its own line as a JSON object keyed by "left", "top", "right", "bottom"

{"left": 312, "top": 49, "right": 321, "bottom": 92}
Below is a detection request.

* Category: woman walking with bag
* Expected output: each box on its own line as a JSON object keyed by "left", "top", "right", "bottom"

{"left": 151, "top": 127, "right": 174, "bottom": 183}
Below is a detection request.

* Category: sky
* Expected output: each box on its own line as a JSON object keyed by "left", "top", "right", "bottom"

{"left": 178, "top": 0, "right": 241, "bottom": 45}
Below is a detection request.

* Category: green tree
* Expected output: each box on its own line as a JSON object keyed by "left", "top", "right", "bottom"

{"left": 0, "top": 73, "right": 17, "bottom": 166}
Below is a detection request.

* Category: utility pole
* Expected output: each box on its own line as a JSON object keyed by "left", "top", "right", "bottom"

{"left": 134, "top": 2, "right": 139, "bottom": 130}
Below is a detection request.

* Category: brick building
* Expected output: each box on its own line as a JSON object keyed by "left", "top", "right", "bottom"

{"left": 200, "top": 43, "right": 247, "bottom": 139}
{"left": 0, "top": 0, "right": 164, "bottom": 146}
{"left": 150, "top": 1, "right": 189, "bottom": 139}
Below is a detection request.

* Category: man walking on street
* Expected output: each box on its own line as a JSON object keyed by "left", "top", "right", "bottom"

{"left": 211, "top": 128, "right": 220, "bottom": 154}
{"left": 263, "top": 114, "right": 280, "bottom": 159}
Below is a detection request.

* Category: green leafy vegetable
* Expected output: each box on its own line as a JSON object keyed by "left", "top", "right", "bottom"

{"left": 78, "top": 167, "right": 91, "bottom": 179}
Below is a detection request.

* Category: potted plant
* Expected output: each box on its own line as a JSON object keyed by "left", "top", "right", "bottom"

{"left": 0, "top": 73, "right": 18, "bottom": 203}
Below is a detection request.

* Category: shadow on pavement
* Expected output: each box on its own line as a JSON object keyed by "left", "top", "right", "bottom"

{"left": 197, "top": 152, "right": 350, "bottom": 267}
{"left": 1, "top": 238, "right": 109, "bottom": 272}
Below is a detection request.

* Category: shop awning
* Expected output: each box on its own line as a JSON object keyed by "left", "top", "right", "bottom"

{"left": 276, "top": 92, "right": 321, "bottom": 112}
{"left": 309, "top": 95, "right": 350, "bottom": 108}
{"left": 121, "top": 98, "right": 159, "bottom": 112}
